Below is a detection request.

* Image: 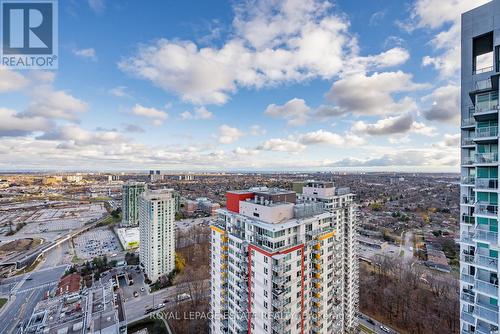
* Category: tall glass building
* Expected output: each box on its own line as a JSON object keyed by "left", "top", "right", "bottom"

{"left": 461, "top": 1, "right": 500, "bottom": 333}
{"left": 121, "top": 181, "right": 147, "bottom": 227}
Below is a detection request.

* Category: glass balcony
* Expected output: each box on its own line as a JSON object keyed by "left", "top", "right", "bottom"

{"left": 475, "top": 153, "right": 499, "bottom": 164}
{"left": 460, "top": 290, "right": 475, "bottom": 304}
{"left": 474, "top": 277, "right": 499, "bottom": 297}
{"left": 474, "top": 302, "right": 499, "bottom": 325}
{"left": 476, "top": 323, "right": 500, "bottom": 334}
{"left": 462, "top": 137, "right": 475, "bottom": 146}
{"left": 460, "top": 232, "right": 475, "bottom": 243}
{"left": 462, "top": 117, "right": 476, "bottom": 128}
{"left": 476, "top": 178, "right": 498, "bottom": 190}
{"left": 462, "top": 196, "right": 475, "bottom": 205}
{"left": 475, "top": 126, "right": 499, "bottom": 139}
{"left": 461, "top": 253, "right": 475, "bottom": 264}
{"left": 462, "top": 157, "right": 476, "bottom": 166}
{"left": 474, "top": 228, "right": 498, "bottom": 243}
{"left": 461, "top": 306, "right": 475, "bottom": 324}
{"left": 475, "top": 202, "right": 498, "bottom": 217}
{"left": 461, "top": 270, "right": 475, "bottom": 284}
{"left": 462, "top": 176, "right": 476, "bottom": 185}
{"left": 475, "top": 78, "right": 493, "bottom": 91}
{"left": 475, "top": 254, "right": 499, "bottom": 270}
{"left": 474, "top": 66, "right": 494, "bottom": 75}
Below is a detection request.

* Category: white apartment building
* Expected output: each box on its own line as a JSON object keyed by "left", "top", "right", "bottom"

{"left": 139, "top": 188, "right": 176, "bottom": 282}
{"left": 121, "top": 181, "right": 147, "bottom": 227}
{"left": 297, "top": 181, "right": 359, "bottom": 332}
{"left": 210, "top": 187, "right": 353, "bottom": 334}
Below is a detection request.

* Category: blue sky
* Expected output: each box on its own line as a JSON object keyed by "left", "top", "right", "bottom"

{"left": 0, "top": 0, "right": 489, "bottom": 171}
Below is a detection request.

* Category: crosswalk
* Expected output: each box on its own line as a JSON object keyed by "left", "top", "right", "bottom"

{"left": 16, "top": 281, "right": 57, "bottom": 294}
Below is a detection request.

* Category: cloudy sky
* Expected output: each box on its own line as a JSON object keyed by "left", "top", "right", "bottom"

{"left": 0, "top": 0, "right": 488, "bottom": 172}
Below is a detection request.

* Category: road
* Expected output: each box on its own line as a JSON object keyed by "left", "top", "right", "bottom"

{"left": 0, "top": 264, "right": 67, "bottom": 334}
{"left": 357, "top": 312, "right": 400, "bottom": 334}
{"left": 399, "top": 231, "right": 414, "bottom": 263}
{"left": 124, "top": 285, "right": 182, "bottom": 323}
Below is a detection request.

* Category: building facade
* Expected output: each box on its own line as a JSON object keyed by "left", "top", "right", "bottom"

{"left": 139, "top": 189, "right": 176, "bottom": 282}
{"left": 210, "top": 187, "right": 356, "bottom": 334}
{"left": 297, "top": 181, "right": 359, "bottom": 332}
{"left": 121, "top": 181, "right": 147, "bottom": 227}
{"left": 461, "top": 2, "right": 500, "bottom": 333}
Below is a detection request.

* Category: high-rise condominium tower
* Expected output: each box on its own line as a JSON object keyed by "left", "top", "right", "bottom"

{"left": 139, "top": 188, "right": 176, "bottom": 282}
{"left": 210, "top": 186, "right": 358, "bottom": 334}
{"left": 121, "top": 181, "right": 147, "bottom": 227}
{"left": 297, "top": 181, "right": 359, "bottom": 332}
{"left": 461, "top": 2, "right": 500, "bottom": 333}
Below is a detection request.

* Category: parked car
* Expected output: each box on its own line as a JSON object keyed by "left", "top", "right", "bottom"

{"left": 380, "top": 325, "right": 390, "bottom": 333}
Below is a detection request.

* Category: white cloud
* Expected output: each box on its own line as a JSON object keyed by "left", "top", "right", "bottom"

{"left": 250, "top": 125, "right": 266, "bottom": 136}
{"left": 352, "top": 113, "right": 436, "bottom": 137}
{"left": 404, "top": 0, "right": 490, "bottom": 77}
{"left": 131, "top": 104, "right": 168, "bottom": 126}
{"left": 73, "top": 48, "right": 97, "bottom": 61}
{"left": 0, "top": 67, "right": 28, "bottom": 93}
{"left": 421, "top": 84, "right": 460, "bottom": 123}
{"left": 39, "top": 125, "right": 125, "bottom": 147}
{"left": 119, "top": 0, "right": 408, "bottom": 105}
{"left": 24, "top": 86, "right": 88, "bottom": 121}
{"left": 265, "top": 98, "right": 310, "bottom": 126}
{"left": 218, "top": 125, "right": 244, "bottom": 144}
{"left": 0, "top": 108, "right": 53, "bottom": 136}
{"left": 297, "top": 130, "right": 365, "bottom": 146}
{"left": 440, "top": 133, "right": 460, "bottom": 147}
{"left": 257, "top": 138, "right": 306, "bottom": 152}
{"left": 181, "top": 106, "right": 213, "bottom": 120}
{"left": 325, "top": 71, "right": 427, "bottom": 117}
{"left": 233, "top": 147, "right": 259, "bottom": 156}
{"left": 88, "top": 0, "right": 105, "bottom": 13}
{"left": 109, "top": 86, "right": 130, "bottom": 98}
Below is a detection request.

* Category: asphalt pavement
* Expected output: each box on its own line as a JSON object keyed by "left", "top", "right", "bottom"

{"left": 0, "top": 262, "right": 67, "bottom": 333}
{"left": 357, "top": 312, "right": 400, "bottom": 334}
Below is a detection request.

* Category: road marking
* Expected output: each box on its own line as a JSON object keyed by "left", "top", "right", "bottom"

{"left": 16, "top": 282, "right": 57, "bottom": 294}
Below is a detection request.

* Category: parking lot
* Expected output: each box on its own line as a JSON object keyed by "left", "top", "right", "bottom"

{"left": 73, "top": 228, "right": 121, "bottom": 259}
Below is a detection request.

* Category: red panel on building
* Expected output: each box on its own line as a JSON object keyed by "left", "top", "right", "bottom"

{"left": 226, "top": 191, "right": 254, "bottom": 213}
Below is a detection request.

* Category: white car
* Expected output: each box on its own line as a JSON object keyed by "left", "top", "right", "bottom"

{"left": 380, "top": 325, "right": 390, "bottom": 333}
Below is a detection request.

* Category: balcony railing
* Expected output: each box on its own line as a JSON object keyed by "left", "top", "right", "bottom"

{"left": 475, "top": 202, "right": 498, "bottom": 217}
{"left": 474, "top": 302, "right": 499, "bottom": 324}
{"left": 475, "top": 126, "right": 499, "bottom": 139}
{"left": 462, "top": 157, "right": 476, "bottom": 166}
{"left": 475, "top": 78, "right": 493, "bottom": 91}
{"left": 460, "top": 290, "right": 475, "bottom": 304}
{"left": 461, "top": 215, "right": 475, "bottom": 225}
{"left": 461, "top": 306, "right": 475, "bottom": 324}
{"left": 475, "top": 277, "right": 499, "bottom": 296}
{"left": 476, "top": 178, "right": 498, "bottom": 190}
{"left": 475, "top": 253, "right": 499, "bottom": 270}
{"left": 461, "top": 253, "right": 475, "bottom": 264}
{"left": 460, "top": 271, "right": 475, "bottom": 284}
{"left": 474, "top": 228, "right": 498, "bottom": 243}
{"left": 462, "top": 176, "right": 476, "bottom": 185}
{"left": 476, "top": 324, "right": 500, "bottom": 334}
{"left": 474, "top": 66, "right": 494, "bottom": 75}
{"left": 462, "top": 196, "right": 475, "bottom": 205}
{"left": 462, "top": 137, "right": 475, "bottom": 146}
{"left": 460, "top": 232, "right": 475, "bottom": 243}
{"left": 475, "top": 153, "right": 499, "bottom": 164}
{"left": 462, "top": 117, "right": 476, "bottom": 128}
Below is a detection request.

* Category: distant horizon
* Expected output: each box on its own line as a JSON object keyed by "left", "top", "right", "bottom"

{"left": 0, "top": 169, "right": 460, "bottom": 175}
